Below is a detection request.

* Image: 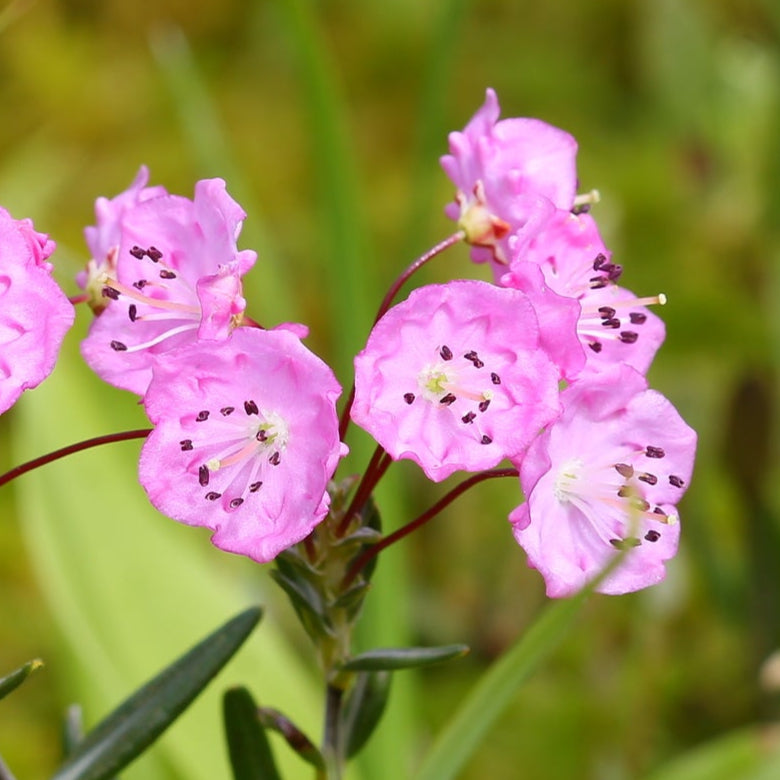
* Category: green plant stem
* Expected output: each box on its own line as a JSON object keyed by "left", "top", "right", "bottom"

{"left": 321, "top": 684, "right": 345, "bottom": 780}
{"left": 0, "top": 429, "right": 151, "bottom": 489}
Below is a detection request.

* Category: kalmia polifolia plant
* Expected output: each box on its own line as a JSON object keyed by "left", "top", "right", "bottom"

{"left": 0, "top": 88, "right": 696, "bottom": 778}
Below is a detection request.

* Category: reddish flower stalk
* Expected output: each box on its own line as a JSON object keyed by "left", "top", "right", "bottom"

{"left": 342, "top": 467, "right": 518, "bottom": 588}
{"left": 0, "top": 429, "right": 151, "bottom": 489}
{"left": 336, "top": 445, "right": 393, "bottom": 537}
{"left": 337, "top": 231, "right": 464, "bottom": 440}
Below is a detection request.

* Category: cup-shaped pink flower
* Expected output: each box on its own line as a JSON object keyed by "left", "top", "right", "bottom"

{"left": 351, "top": 280, "right": 562, "bottom": 482}
{"left": 0, "top": 208, "right": 74, "bottom": 414}
{"left": 510, "top": 364, "right": 696, "bottom": 597}
{"left": 503, "top": 209, "right": 666, "bottom": 375}
{"left": 79, "top": 166, "right": 168, "bottom": 313}
{"left": 139, "top": 327, "right": 346, "bottom": 563}
{"left": 81, "top": 176, "right": 257, "bottom": 395}
{"left": 440, "top": 88, "right": 577, "bottom": 268}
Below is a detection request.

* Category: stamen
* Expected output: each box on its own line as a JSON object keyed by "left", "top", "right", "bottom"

{"left": 669, "top": 475, "right": 685, "bottom": 488}
{"left": 220, "top": 406, "right": 235, "bottom": 416}
{"left": 440, "top": 345, "right": 453, "bottom": 361}
{"left": 645, "top": 530, "right": 661, "bottom": 542}
{"left": 205, "top": 491, "right": 221, "bottom": 501}
{"left": 249, "top": 481, "right": 262, "bottom": 492}
{"left": 481, "top": 435, "right": 492, "bottom": 445}
{"left": 128, "top": 304, "right": 138, "bottom": 322}
{"left": 461, "top": 411, "right": 476, "bottom": 424}
{"left": 440, "top": 393, "right": 457, "bottom": 406}
{"left": 110, "top": 340, "right": 127, "bottom": 351}
{"left": 269, "top": 451, "right": 281, "bottom": 465}
{"left": 196, "top": 411, "right": 210, "bottom": 421}
{"left": 614, "top": 463, "right": 634, "bottom": 478}
{"left": 404, "top": 393, "right": 415, "bottom": 404}
{"left": 103, "top": 286, "right": 120, "bottom": 301}
{"left": 645, "top": 446, "right": 665, "bottom": 459}
{"left": 629, "top": 312, "right": 647, "bottom": 324}
{"left": 478, "top": 399, "right": 491, "bottom": 412}
{"left": 229, "top": 497, "right": 244, "bottom": 508}
{"left": 244, "top": 400, "right": 259, "bottom": 415}
{"left": 147, "top": 246, "right": 163, "bottom": 262}
{"left": 129, "top": 246, "right": 146, "bottom": 259}
{"left": 619, "top": 331, "right": 638, "bottom": 344}
{"left": 160, "top": 269, "right": 177, "bottom": 280}
{"left": 491, "top": 372, "right": 501, "bottom": 385}
{"left": 638, "top": 472, "right": 658, "bottom": 485}
{"left": 198, "top": 465, "right": 210, "bottom": 486}
{"left": 180, "top": 439, "right": 193, "bottom": 451}
{"left": 588, "top": 342, "right": 602, "bottom": 353}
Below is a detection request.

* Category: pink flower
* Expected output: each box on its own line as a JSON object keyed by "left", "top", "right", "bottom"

{"left": 503, "top": 210, "right": 666, "bottom": 375}
{"left": 81, "top": 176, "right": 257, "bottom": 396}
{"left": 79, "top": 166, "right": 168, "bottom": 314}
{"left": 510, "top": 365, "right": 696, "bottom": 597}
{"left": 138, "top": 327, "right": 346, "bottom": 563}
{"left": 440, "top": 88, "right": 578, "bottom": 269}
{"left": 351, "top": 280, "right": 562, "bottom": 482}
{"left": 0, "top": 208, "right": 74, "bottom": 414}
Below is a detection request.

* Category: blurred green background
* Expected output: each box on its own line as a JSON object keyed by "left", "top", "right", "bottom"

{"left": 1, "top": 0, "right": 780, "bottom": 777}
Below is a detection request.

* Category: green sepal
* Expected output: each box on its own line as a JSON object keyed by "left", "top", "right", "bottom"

{"left": 330, "top": 581, "right": 371, "bottom": 618}
{"left": 269, "top": 569, "right": 334, "bottom": 640}
{"left": 340, "top": 644, "right": 469, "bottom": 672}
{"left": 0, "top": 658, "right": 43, "bottom": 701}
{"left": 223, "top": 687, "right": 282, "bottom": 780}
{"left": 51, "top": 606, "right": 262, "bottom": 780}
{"left": 341, "top": 671, "right": 392, "bottom": 758}
{"left": 257, "top": 706, "right": 325, "bottom": 770}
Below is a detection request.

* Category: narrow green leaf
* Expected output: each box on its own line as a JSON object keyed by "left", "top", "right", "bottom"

{"left": 341, "top": 671, "right": 392, "bottom": 759}
{"left": 643, "top": 726, "right": 770, "bottom": 780}
{"left": 51, "top": 606, "right": 262, "bottom": 780}
{"left": 0, "top": 659, "right": 43, "bottom": 701}
{"left": 414, "top": 594, "right": 588, "bottom": 780}
{"left": 341, "top": 645, "right": 469, "bottom": 672}
{"left": 257, "top": 707, "right": 324, "bottom": 770}
{"left": 223, "top": 687, "right": 282, "bottom": 780}
{"left": 269, "top": 569, "right": 334, "bottom": 639}
{"left": 62, "top": 704, "right": 83, "bottom": 755}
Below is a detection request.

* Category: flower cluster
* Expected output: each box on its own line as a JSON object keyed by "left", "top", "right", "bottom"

{"left": 3, "top": 88, "right": 695, "bottom": 599}
{"left": 78, "top": 168, "right": 346, "bottom": 562}
{"left": 350, "top": 88, "right": 696, "bottom": 596}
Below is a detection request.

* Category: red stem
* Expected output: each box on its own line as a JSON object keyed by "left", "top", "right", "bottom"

{"left": 342, "top": 467, "right": 519, "bottom": 588}
{"left": 336, "top": 445, "right": 392, "bottom": 537}
{"left": 0, "top": 429, "right": 151, "bottom": 489}
{"left": 337, "top": 230, "right": 464, "bottom": 440}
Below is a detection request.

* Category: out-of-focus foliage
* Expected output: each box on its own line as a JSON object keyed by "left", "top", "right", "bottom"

{"left": 1, "top": 0, "right": 780, "bottom": 778}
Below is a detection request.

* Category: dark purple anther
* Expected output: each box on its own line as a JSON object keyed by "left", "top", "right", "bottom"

{"left": 128, "top": 304, "right": 138, "bottom": 322}
{"left": 220, "top": 406, "right": 235, "bottom": 416}
{"left": 478, "top": 399, "right": 491, "bottom": 413}
{"left": 269, "top": 451, "right": 281, "bottom": 465}
{"left": 229, "top": 497, "right": 244, "bottom": 508}
{"left": 244, "top": 400, "right": 259, "bottom": 415}
{"left": 249, "top": 481, "right": 262, "bottom": 492}
{"left": 179, "top": 439, "right": 193, "bottom": 451}
{"left": 461, "top": 411, "right": 476, "bottom": 424}
{"left": 110, "top": 340, "right": 127, "bottom": 351}
{"left": 198, "top": 465, "right": 209, "bottom": 486}
{"left": 598, "top": 306, "right": 616, "bottom": 319}
{"left": 645, "top": 530, "right": 661, "bottom": 542}
{"left": 638, "top": 472, "right": 658, "bottom": 485}
{"left": 196, "top": 410, "right": 210, "bottom": 421}
{"left": 614, "top": 463, "right": 634, "bottom": 478}
{"left": 440, "top": 345, "right": 453, "bottom": 361}
{"left": 205, "top": 491, "right": 221, "bottom": 501}
{"left": 440, "top": 393, "right": 457, "bottom": 406}
{"left": 593, "top": 253, "right": 607, "bottom": 270}
{"left": 404, "top": 393, "right": 415, "bottom": 404}
{"left": 491, "top": 372, "right": 501, "bottom": 385}
{"left": 669, "top": 475, "right": 685, "bottom": 488}
{"left": 129, "top": 246, "right": 146, "bottom": 259}
{"left": 629, "top": 312, "right": 647, "bottom": 325}
{"left": 480, "top": 435, "right": 492, "bottom": 445}
{"left": 147, "top": 246, "right": 163, "bottom": 262}
{"left": 133, "top": 280, "right": 148, "bottom": 290}
{"left": 619, "top": 331, "right": 638, "bottom": 344}
{"left": 645, "top": 446, "right": 665, "bottom": 459}
{"left": 159, "top": 269, "right": 176, "bottom": 280}
{"left": 102, "top": 286, "right": 120, "bottom": 300}
{"left": 588, "top": 341, "right": 603, "bottom": 353}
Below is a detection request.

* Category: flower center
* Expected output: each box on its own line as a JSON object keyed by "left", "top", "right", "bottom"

{"left": 180, "top": 400, "right": 291, "bottom": 511}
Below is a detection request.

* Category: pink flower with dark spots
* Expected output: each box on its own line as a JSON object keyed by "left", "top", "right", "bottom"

{"left": 0, "top": 208, "right": 74, "bottom": 414}
{"left": 510, "top": 364, "right": 696, "bottom": 597}
{"left": 79, "top": 166, "right": 168, "bottom": 314}
{"left": 81, "top": 176, "right": 257, "bottom": 396}
{"left": 440, "top": 88, "right": 577, "bottom": 270}
{"left": 503, "top": 209, "right": 666, "bottom": 375}
{"left": 351, "top": 280, "right": 562, "bottom": 482}
{"left": 138, "top": 327, "right": 346, "bottom": 563}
